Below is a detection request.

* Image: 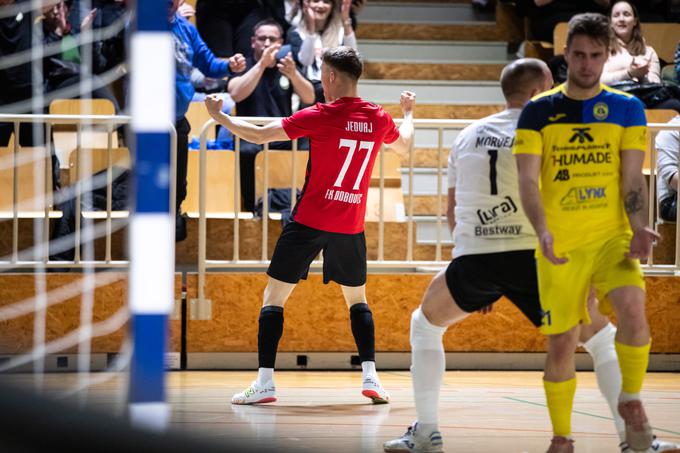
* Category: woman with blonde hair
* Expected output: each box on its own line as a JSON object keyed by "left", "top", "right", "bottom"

{"left": 287, "top": 0, "right": 358, "bottom": 102}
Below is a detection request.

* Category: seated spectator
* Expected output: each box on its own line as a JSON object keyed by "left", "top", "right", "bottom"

{"left": 227, "top": 19, "right": 315, "bottom": 212}
{"left": 656, "top": 115, "right": 680, "bottom": 222}
{"left": 515, "top": 0, "right": 608, "bottom": 43}
{"left": 170, "top": 0, "right": 246, "bottom": 240}
{"left": 601, "top": 1, "right": 680, "bottom": 112}
{"left": 287, "top": 0, "right": 356, "bottom": 102}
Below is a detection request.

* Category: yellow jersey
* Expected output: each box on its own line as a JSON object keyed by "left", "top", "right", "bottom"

{"left": 512, "top": 84, "right": 647, "bottom": 254}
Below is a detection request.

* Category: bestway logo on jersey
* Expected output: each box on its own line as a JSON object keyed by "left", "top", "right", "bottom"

{"left": 476, "top": 196, "right": 518, "bottom": 225}
{"left": 560, "top": 186, "right": 606, "bottom": 207}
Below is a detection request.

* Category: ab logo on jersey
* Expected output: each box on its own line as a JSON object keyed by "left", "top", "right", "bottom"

{"left": 569, "top": 128, "right": 594, "bottom": 144}
{"left": 593, "top": 102, "right": 609, "bottom": 121}
{"left": 553, "top": 169, "right": 570, "bottom": 182}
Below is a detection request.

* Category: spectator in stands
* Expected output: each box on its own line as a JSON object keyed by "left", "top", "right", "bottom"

{"left": 287, "top": 0, "right": 357, "bottom": 103}
{"left": 602, "top": 1, "right": 680, "bottom": 112}
{"left": 42, "top": 1, "right": 121, "bottom": 110}
{"left": 170, "top": 0, "right": 246, "bottom": 241}
{"left": 195, "top": 0, "right": 291, "bottom": 59}
{"left": 656, "top": 115, "right": 680, "bottom": 222}
{"left": 0, "top": 0, "right": 43, "bottom": 146}
{"left": 515, "top": 0, "right": 608, "bottom": 43}
{"left": 227, "top": 19, "right": 315, "bottom": 212}
{"left": 602, "top": 1, "right": 660, "bottom": 84}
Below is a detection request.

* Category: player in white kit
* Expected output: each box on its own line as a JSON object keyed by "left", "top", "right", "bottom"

{"left": 383, "top": 59, "right": 679, "bottom": 453}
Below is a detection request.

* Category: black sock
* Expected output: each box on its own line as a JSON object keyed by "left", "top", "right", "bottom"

{"left": 349, "top": 302, "right": 375, "bottom": 363}
{"left": 258, "top": 306, "right": 284, "bottom": 369}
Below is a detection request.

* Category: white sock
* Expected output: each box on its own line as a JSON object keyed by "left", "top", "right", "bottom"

{"left": 582, "top": 322, "right": 625, "bottom": 441}
{"left": 256, "top": 367, "right": 274, "bottom": 386}
{"left": 619, "top": 391, "right": 641, "bottom": 403}
{"left": 410, "top": 307, "right": 447, "bottom": 431}
{"left": 361, "top": 360, "right": 377, "bottom": 379}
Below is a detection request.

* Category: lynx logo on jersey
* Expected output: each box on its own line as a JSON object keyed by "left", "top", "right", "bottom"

{"left": 476, "top": 196, "right": 518, "bottom": 225}
{"left": 560, "top": 186, "right": 606, "bottom": 207}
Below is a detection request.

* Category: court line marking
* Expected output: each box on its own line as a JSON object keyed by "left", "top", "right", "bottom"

{"left": 504, "top": 396, "right": 680, "bottom": 437}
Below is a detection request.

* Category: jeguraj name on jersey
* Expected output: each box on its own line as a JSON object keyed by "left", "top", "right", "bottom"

{"left": 474, "top": 224, "right": 523, "bottom": 236}
{"left": 345, "top": 121, "right": 373, "bottom": 133}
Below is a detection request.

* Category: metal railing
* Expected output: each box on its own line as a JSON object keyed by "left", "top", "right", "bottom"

{"left": 0, "top": 113, "right": 176, "bottom": 269}
{"left": 1, "top": 114, "right": 678, "bottom": 285}
{"left": 194, "top": 118, "right": 680, "bottom": 303}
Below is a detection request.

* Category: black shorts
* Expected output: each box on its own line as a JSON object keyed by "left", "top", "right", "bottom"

{"left": 267, "top": 221, "right": 367, "bottom": 286}
{"left": 444, "top": 250, "right": 543, "bottom": 327}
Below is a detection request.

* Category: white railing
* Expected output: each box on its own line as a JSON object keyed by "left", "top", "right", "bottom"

{"left": 194, "top": 118, "right": 680, "bottom": 303}
{"left": 0, "top": 113, "right": 176, "bottom": 269}
{"left": 0, "top": 114, "right": 678, "bottom": 285}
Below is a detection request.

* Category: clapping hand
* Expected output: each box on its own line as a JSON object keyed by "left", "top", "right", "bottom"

{"left": 277, "top": 52, "right": 297, "bottom": 79}
{"left": 229, "top": 53, "right": 246, "bottom": 73}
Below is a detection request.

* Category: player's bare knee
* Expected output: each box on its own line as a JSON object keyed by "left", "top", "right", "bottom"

{"left": 421, "top": 275, "right": 466, "bottom": 327}
{"left": 547, "top": 329, "right": 579, "bottom": 361}
{"left": 263, "top": 278, "right": 295, "bottom": 308}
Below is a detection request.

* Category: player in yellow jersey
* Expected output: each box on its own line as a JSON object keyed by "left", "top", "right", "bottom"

{"left": 513, "top": 13, "right": 664, "bottom": 453}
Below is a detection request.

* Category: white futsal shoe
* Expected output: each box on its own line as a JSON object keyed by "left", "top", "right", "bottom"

{"left": 383, "top": 423, "right": 443, "bottom": 453}
{"left": 231, "top": 380, "right": 277, "bottom": 405}
{"left": 620, "top": 436, "right": 680, "bottom": 452}
{"left": 362, "top": 375, "right": 390, "bottom": 404}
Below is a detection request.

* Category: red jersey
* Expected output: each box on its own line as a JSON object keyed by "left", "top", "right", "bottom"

{"left": 282, "top": 97, "right": 400, "bottom": 234}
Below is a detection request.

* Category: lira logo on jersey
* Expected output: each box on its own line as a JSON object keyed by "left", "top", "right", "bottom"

{"left": 568, "top": 127, "right": 594, "bottom": 144}
{"left": 476, "top": 196, "right": 518, "bottom": 225}
{"left": 593, "top": 102, "right": 609, "bottom": 121}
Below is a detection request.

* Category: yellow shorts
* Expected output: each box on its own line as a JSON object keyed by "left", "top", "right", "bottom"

{"left": 536, "top": 232, "right": 645, "bottom": 335}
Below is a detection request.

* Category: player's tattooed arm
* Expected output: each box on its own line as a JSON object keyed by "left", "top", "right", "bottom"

{"left": 621, "top": 148, "right": 660, "bottom": 259}
{"left": 624, "top": 187, "right": 644, "bottom": 215}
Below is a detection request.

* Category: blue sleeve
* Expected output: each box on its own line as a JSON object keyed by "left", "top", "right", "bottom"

{"left": 625, "top": 95, "right": 647, "bottom": 128}
{"left": 517, "top": 101, "right": 541, "bottom": 131}
{"left": 187, "top": 20, "right": 230, "bottom": 78}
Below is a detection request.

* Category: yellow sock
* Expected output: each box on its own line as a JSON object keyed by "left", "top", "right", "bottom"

{"left": 543, "top": 378, "right": 577, "bottom": 437}
{"left": 615, "top": 341, "right": 651, "bottom": 394}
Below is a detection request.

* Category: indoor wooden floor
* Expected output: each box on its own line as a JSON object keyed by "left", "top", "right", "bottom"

{"left": 3, "top": 370, "right": 679, "bottom": 452}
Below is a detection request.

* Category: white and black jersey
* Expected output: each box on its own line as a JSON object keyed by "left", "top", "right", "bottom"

{"left": 448, "top": 109, "right": 536, "bottom": 258}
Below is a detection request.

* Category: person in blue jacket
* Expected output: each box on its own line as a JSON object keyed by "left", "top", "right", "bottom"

{"left": 170, "top": 0, "right": 246, "bottom": 241}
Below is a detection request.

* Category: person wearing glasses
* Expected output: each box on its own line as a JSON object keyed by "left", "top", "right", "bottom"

{"left": 227, "top": 18, "right": 315, "bottom": 212}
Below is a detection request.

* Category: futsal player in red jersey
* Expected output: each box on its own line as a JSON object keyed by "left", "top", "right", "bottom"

{"left": 205, "top": 46, "right": 415, "bottom": 405}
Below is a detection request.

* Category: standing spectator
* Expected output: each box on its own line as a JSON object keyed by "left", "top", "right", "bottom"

{"left": 195, "top": 0, "right": 290, "bottom": 59}
{"left": 227, "top": 19, "right": 314, "bottom": 212}
{"left": 516, "top": 0, "right": 608, "bottom": 43}
{"left": 656, "top": 115, "right": 680, "bottom": 222}
{"left": 170, "top": 0, "right": 245, "bottom": 241}
{"left": 0, "top": 0, "right": 42, "bottom": 146}
{"left": 287, "top": 0, "right": 356, "bottom": 103}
